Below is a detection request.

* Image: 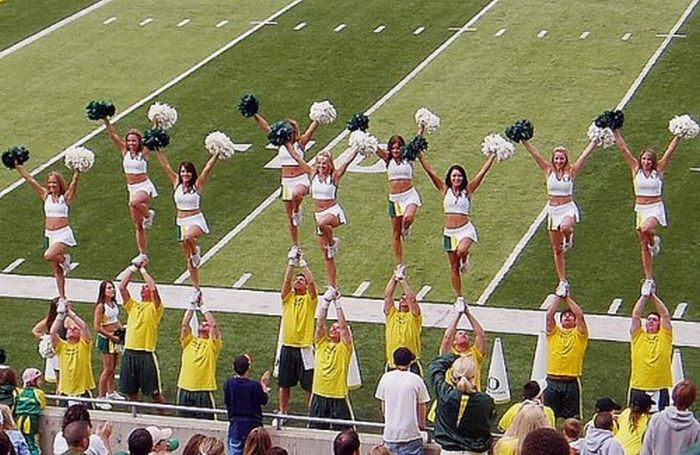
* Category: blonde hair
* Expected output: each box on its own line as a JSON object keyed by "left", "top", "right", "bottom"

{"left": 550, "top": 147, "right": 571, "bottom": 172}
{"left": 315, "top": 150, "right": 336, "bottom": 178}
{"left": 46, "top": 171, "right": 67, "bottom": 195}
{"left": 496, "top": 403, "right": 550, "bottom": 453}
{"left": 243, "top": 427, "right": 271, "bottom": 455}
{"left": 198, "top": 437, "right": 225, "bottom": 455}
{"left": 451, "top": 356, "right": 477, "bottom": 394}
{"left": 0, "top": 405, "right": 16, "bottom": 430}
{"left": 367, "top": 446, "right": 393, "bottom": 455}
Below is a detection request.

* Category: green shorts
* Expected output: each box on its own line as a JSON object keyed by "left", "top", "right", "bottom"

{"left": 278, "top": 345, "right": 313, "bottom": 391}
{"left": 177, "top": 389, "right": 216, "bottom": 420}
{"left": 308, "top": 394, "right": 354, "bottom": 430}
{"left": 96, "top": 334, "right": 118, "bottom": 354}
{"left": 543, "top": 376, "right": 581, "bottom": 419}
{"left": 119, "top": 349, "right": 162, "bottom": 397}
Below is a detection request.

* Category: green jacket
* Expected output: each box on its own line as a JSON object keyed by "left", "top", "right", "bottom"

{"left": 428, "top": 353, "right": 495, "bottom": 452}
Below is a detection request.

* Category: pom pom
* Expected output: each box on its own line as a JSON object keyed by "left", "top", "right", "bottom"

{"left": 309, "top": 100, "right": 337, "bottom": 125}
{"left": 668, "top": 114, "right": 699, "bottom": 139}
{"left": 504, "top": 119, "right": 534, "bottom": 143}
{"left": 346, "top": 113, "right": 369, "bottom": 132}
{"left": 147, "top": 102, "right": 178, "bottom": 130}
{"left": 594, "top": 110, "right": 624, "bottom": 130}
{"left": 415, "top": 107, "right": 441, "bottom": 134}
{"left": 349, "top": 130, "right": 379, "bottom": 157}
{"left": 237, "top": 94, "right": 259, "bottom": 117}
{"left": 64, "top": 146, "right": 95, "bottom": 172}
{"left": 2, "top": 146, "right": 30, "bottom": 169}
{"left": 401, "top": 135, "right": 428, "bottom": 161}
{"left": 205, "top": 131, "right": 236, "bottom": 159}
{"left": 142, "top": 128, "right": 170, "bottom": 151}
{"left": 39, "top": 334, "right": 56, "bottom": 359}
{"left": 268, "top": 121, "right": 293, "bottom": 146}
{"left": 86, "top": 100, "right": 116, "bottom": 121}
{"left": 481, "top": 133, "right": 515, "bottom": 161}
{"left": 586, "top": 123, "right": 615, "bottom": 148}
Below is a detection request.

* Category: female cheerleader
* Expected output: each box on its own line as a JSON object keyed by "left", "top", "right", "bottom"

{"left": 521, "top": 139, "right": 598, "bottom": 297}
{"left": 92, "top": 280, "right": 124, "bottom": 401}
{"left": 14, "top": 162, "right": 79, "bottom": 299}
{"left": 103, "top": 119, "right": 158, "bottom": 262}
{"left": 418, "top": 151, "right": 495, "bottom": 306}
{"left": 613, "top": 129, "right": 681, "bottom": 295}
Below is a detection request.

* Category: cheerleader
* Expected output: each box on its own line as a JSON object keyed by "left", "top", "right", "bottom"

{"left": 92, "top": 280, "right": 124, "bottom": 401}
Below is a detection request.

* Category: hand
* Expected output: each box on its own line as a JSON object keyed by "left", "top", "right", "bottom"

{"left": 154, "top": 441, "right": 169, "bottom": 453}
{"left": 261, "top": 370, "right": 271, "bottom": 388}
{"left": 141, "top": 257, "right": 149, "bottom": 268}
{"left": 96, "top": 421, "right": 112, "bottom": 440}
{"left": 110, "top": 335, "right": 120, "bottom": 343}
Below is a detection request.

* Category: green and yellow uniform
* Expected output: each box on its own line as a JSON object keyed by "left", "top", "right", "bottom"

{"left": 120, "top": 298, "right": 165, "bottom": 396}
{"left": 177, "top": 333, "right": 222, "bottom": 419}
{"left": 14, "top": 386, "right": 46, "bottom": 455}
{"left": 544, "top": 325, "right": 588, "bottom": 419}
{"left": 385, "top": 306, "right": 422, "bottom": 368}
{"left": 55, "top": 338, "right": 95, "bottom": 396}
{"left": 614, "top": 408, "right": 649, "bottom": 455}
{"left": 630, "top": 327, "right": 672, "bottom": 391}
{"left": 281, "top": 292, "right": 318, "bottom": 347}
{"left": 498, "top": 401, "right": 556, "bottom": 431}
{"left": 309, "top": 335, "right": 354, "bottom": 430}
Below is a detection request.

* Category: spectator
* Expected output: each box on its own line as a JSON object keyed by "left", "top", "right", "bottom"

{"left": 145, "top": 427, "right": 178, "bottom": 454}
{"left": 383, "top": 273, "right": 422, "bottom": 375}
{"left": 266, "top": 448, "right": 287, "bottom": 455}
{"left": 428, "top": 353, "right": 495, "bottom": 454}
{"left": 0, "top": 369, "right": 17, "bottom": 409}
{"left": 15, "top": 368, "right": 46, "bottom": 455}
{"left": 0, "top": 349, "right": 7, "bottom": 368}
{"left": 375, "top": 347, "right": 430, "bottom": 455}
{"left": 224, "top": 354, "right": 270, "bottom": 455}
{"left": 0, "top": 406, "right": 29, "bottom": 455}
{"left": 366, "top": 447, "right": 391, "bottom": 455}
{"left": 641, "top": 380, "right": 700, "bottom": 455}
{"left": 563, "top": 418, "right": 583, "bottom": 454}
{"left": 127, "top": 429, "right": 152, "bottom": 455}
{"left": 494, "top": 403, "right": 551, "bottom": 454}
{"left": 584, "top": 398, "right": 622, "bottom": 435}
{"left": 333, "top": 430, "right": 360, "bottom": 455}
{"left": 615, "top": 394, "right": 654, "bottom": 454}
{"left": 181, "top": 435, "right": 205, "bottom": 455}
{"left": 242, "top": 428, "right": 271, "bottom": 455}
{"left": 62, "top": 421, "right": 91, "bottom": 455}
{"left": 581, "top": 412, "right": 624, "bottom": 455}
{"left": 52, "top": 404, "right": 112, "bottom": 455}
{"left": 32, "top": 298, "right": 63, "bottom": 388}
{"left": 521, "top": 428, "right": 571, "bottom": 455}
{"left": 498, "top": 380, "right": 556, "bottom": 431}
{"left": 197, "top": 437, "right": 224, "bottom": 455}
{"left": 0, "top": 431, "right": 14, "bottom": 455}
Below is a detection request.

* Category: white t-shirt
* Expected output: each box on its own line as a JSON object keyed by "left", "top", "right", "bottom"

{"left": 375, "top": 369, "right": 430, "bottom": 443}
{"left": 53, "top": 432, "right": 108, "bottom": 455}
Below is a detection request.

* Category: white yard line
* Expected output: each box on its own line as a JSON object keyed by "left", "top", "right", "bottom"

{"left": 139, "top": 18, "right": 154, "bottom": 27}
{"left": 0, "top": 0, "right": 304, "bottom": 201}
{"left": 103, "top": 17, "right": 117, "bottom": 25}
{"left": 334, "top": 23, "right": 346, "bottom": 32}
{"left": 1, "top": 258, "right": 25, "bottom": 273}
{"left": 177, "top": 19, "right": 191, "bottom": 28}
{"left": 294, "top": 22, "right": 307, "bottom": 31}
{"left": 232, "top": 272, "right": 253, "bottom": 288}
{"left": 537, "top": 30, "right": 548, "bottom": 38}
{"left": 352, "top": 281, "right": 371, "bottom": 297}
{"left": 416, "top": 285, "right": 432, "bottom": 301}
{"left": 413, "top": 26, "right": 425, "bottom": 35}
{"left": 476, "top": 0, "right": 699, "bottom": 306}
{"left": 216, "top": 20, "right": 229, "bottom": 28}
{"left": 495, "top": 28, "right": 506, "bottom": 37}
{"left": 579, "top": 31, "right": 590, "bottom": 39}
{"left": 608, "top": 298, "right": 623, "bottom": 315}
{"left": 373, "top": 25, "right": 386, "bottom": 33}
{"left": 673, "top": 302, "right": 688, "bottom": 319}
{"left": 0, "top": 0, "right": 115, "bottom": 60}
{"left": 621, "top": 32, "right": 632, "bottom": 41}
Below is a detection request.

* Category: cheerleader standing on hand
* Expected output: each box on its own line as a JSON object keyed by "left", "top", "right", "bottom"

{"left": 93, "top": 280, "right": 124, "bottom": 401}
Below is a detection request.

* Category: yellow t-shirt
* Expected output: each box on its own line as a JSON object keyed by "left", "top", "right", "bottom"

{"left": 124, "top": 298, "right": 164, "bottom": 352}
{"left": 282, "top": 292, "right": 318, "bottom": 348}
{"left": 312, "top": 336, "right": 352, "bottom": 399}
{"left": 630, "top": 326, "right": 672, "bottom": 390}
{"left": 177, "top": 334, "right": 222, "bottom": 391}
{"left": 56, "top": 338, "right": 95, "bottom": 395}
{"left": 498, "top": 402, "right": 556, "bottom": 431}
{"left": 385, "top": 306, "right": 423, "bottom": 367}
{"left": 615, "top": 408, "right": 649, "bottom": 455}
{"left": 547, "top": 325, "right": 588, "bottom": 377}
{"left": 452, "top": 345, "right": 484, "bottom": 392}
{"left": 493, "top": 437, "right": 519, "bottom": 455}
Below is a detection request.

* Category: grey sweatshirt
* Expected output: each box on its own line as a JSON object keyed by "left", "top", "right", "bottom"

{"left": 581, "top": 427, "right": 625, "bottom": 455}
{"left": 641, "top": 406, "right": 700, "bottom": 455}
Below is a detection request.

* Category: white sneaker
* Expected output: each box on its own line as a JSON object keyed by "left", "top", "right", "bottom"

{"left": 95, "top": 401, "right": 112, "bottom": 411}
{"left": 459, "top": 254, "right": 471, "bottom": 274}
{"left": 291, "top": 208, "right": 303, "bottom": 227}
{"left": 641, "top": 279, "right": 655, "bottom": 297}
{"left": 131, "top": 253, "right": 147, "bottom": 268}
{"left": 562, "top": 233, "right": 574, "bottom": 253}
{"left": 394, "top": 264, "right": 406, "bottom": 280}
{"left": 555, "top": 280, "right": 569, "bottom": 298}
{"left": 327, "top": 238, "right": 340, "bottom": 259}
{"left": 401, "top": 224, "right": 412, "bottom": 240}
{"left": 454, "top": 296, "right": 466, "bottom": 313}
{"left": 287, "top": 245, "right": 300, "bottom": 260}
{"left": 322, "top": 286, "right": 338, "bottom": 302}
{"left": 190, "top": 288, "right": 202, "bottom": 305}
{"left": 649, "top": 235, "right": 661, "bottom": 257}
{"left": 106, "top": 391, "right": 125, "bottom": 401}
{"left": 190, "top": 246, "right": 202, "bottom": 268}
{"left": 60, "top": 254, "right": 72, "bottom": 275}
{"left": 142, "top": 209, "right": 156, "bottom": 229}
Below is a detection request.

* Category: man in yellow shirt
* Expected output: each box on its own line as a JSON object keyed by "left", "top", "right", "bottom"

{"left": 50, "top": 300, "right": 95, "bottom": 400}
{"left": 118, "top": 260, "right": 166, "bottom": 404}
{"left": 177, "top": 296, "right": 222, "bottom": 419}
{"left": 439, "top": 298, "right": 486, "bottom": 389}
{"left": 629, "top": 293, "right": 672, "bottom": 411}
{"left": 383, "top": 272, "right": 422, "bottom": 375}
{"left": 308, "top": 295, "right": 353, "bottom": 430}
{"left": 544, "top": 294, "right": 588, "bottom": 419}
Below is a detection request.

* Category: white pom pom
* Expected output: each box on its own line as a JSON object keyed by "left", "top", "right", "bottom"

{"left": 481, "top": 133, "right": 515, "bottom": 162}
{"left": 205, "top": 131, "right": 236, "bottom": 159}
{"left": 415, "top": 107, "right": 441, "bottom": 134}
{"left": 147, "top": 102, "right": 179, "bottom": 130}
{"left": 39, "top": 334, "right": 55, "bottom": 359}
{"left": 587, "top": 123, "right": 615, "bottom": 148}
{"left": 309, "top": 100, "right": 337, "bottom": 125}
{"left": 64, "top": 146, "right": 95, "bottom": 172}
{"left": 349, "top": 130, "right": 379, "bottom": 157}
{"left": 668, "top": 114, "right": 699, "bottom": 139}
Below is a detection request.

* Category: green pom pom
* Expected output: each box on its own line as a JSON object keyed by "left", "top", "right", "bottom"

{"left": 86, "top": 100, "right": 116, "bottom": 121}
{"left": 504, "top": 125, "right": 521, "bottom": 142}
{"left": 2, "top": 146, "right": 30, "bottom": 169}
{"left": 346, "top": 113, "right": 369, "bottom": 132}
{"left": 595, "top": 110, "right": 624, "bottom": 130}
{"left": 505, "top": 119, "right": 534, "bottom": 142}
{"left": 143, "top": 128, "right": 170, "bottom": 151}
{"left": 401, "top": 135, "right": 428, "bottom": 161}
{"left": 237, "top": 94, "right": 259, "bottom": 118}
{"left": 268, "top": 121, "right": 293, "bottom": 146}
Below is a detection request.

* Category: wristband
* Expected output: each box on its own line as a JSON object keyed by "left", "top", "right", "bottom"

{"left": 128, "top": 265, "right": 138, "bottom": 273}
{"left": 334, "top": 298, "right": 343, "bottom": 310}
{"left": 288, "top": 258, "right": 298, "bottom": 266}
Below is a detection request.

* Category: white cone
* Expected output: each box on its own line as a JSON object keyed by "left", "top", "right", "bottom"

{"left": 190, "top": 311, "right": 199, "bottom": 335}
{"left": 486, "top": 337, "right": 511, "bottom": 404}
{"left": 273, "top": 319, "right": 284, "bottom": 378}
{"left": 530, "top": 330, "right": 548, "bottom": 383}
{"left": 347, "top": 326, "right": 362, "bottom": 390}
{"left": 671, "top": 348, "right": 685, "bottom": 386}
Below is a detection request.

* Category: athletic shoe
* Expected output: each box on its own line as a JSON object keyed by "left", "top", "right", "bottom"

{"left": 142, "top": 210, "right": 156, "bottom": 229}
{"left": 106, "top": 391, "right": 125, "bottom": 401}
{"left": 291, "top": 208, "right": 303, "bottom": 227}
{"left": 562, "top": 232, "right": 574, "bottom": 253}
{"left": 190, "top": 246, "right": 202, "bottom": 268}
{"left": 271, "top": 417, "right": 286, "bottom": 428}
{"left": 95, "top": 400, "right": 112, "bottom": 411}
{"left": 394, "top": 264, "right": 406, "bottom": 281}
{"left": 641, "top": 279, "right": 655, "bottom": 297}
{"left": 56, "top": 298, "right": 68, "bottom": 313}
{"left": 555, "top": 280, "right": 569, "bottom": 298}
{"left": 190, "top": 288, "right": 202, "bottom": 305}
{"left": 130, "top": 253, "right": 146, "bottom": 268}
{"left": 60, "top": 254, "right": 72, "bottom": 275}
{"left": 459, "top": 254, "right": 471, "bottom": 274}
{"left": 401, "top": 224, "right": 412, "bottom": 240}
{"left": 454, "top": 296, "right": 466, "bottom": 313}
{"left": 327, "top": 238, "right": 340, "bottom": 259}
{"left": 322, "top": 286, "right": 338, "bottom": 302}
{"left": 649, "top": 235, "right": 662, "bottom": 257}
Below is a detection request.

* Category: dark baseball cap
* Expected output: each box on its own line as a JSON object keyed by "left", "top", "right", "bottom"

{"left": 631, "top": 393, "right": 655, "bottom": 409}
{"left": 393, "top": 347, "right": 415, "bottom": 367}
{"left": 595, "top": 397, "right": 622, "bottom": 413}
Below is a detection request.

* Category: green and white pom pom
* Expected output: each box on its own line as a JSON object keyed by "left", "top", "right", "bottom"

{"left": 38, "top": 334, "right": 55, "bottom": 359}
{"left": 415, "top": 107, "right": 441, "bottom": 134}
{"left": 86, "top": 100, "right": 116, "bottom": 121}
{"left": 142, "top": 128, "right": 170, "bottom": 151}
{"left": 2, "top": 146, "right": 30, "bottom": 169}
{"left": 205, "top": 131, "right": 236, "bottom": 159}
{"left": 482, "top": 133, "right": 515, "bottom": 161}
{"left": 587, "top": 123, "right": 615, "bottom": 148}
{"left": 309, "top": 100, "right": 337, "bottom": 125}
{"left": 668, "top": 114, "right": 699, "bottom": 139}
{"left": 64, "top": 146, "right": 95, "bottom": 172}
{"left": 237, "top": 94, "right": 259, "bottom": 118}
{"left": 505, "top": 119, "right": 534, "bottom": 143}
{"left": 349, "top": 130, "right": 379, "bottom": 157}
{"left": 347, "top": 113, "right": 369, "bottom": 132}
{"left": 147, "top": 102, "right": 178, "bottom": 130}
{"left": 595, "top": 110, "right": 624, "bottom": 130}
{"left": 268, "top": 121, "right": 293, "bottom": 146}
{"left": 401, "top": 135, "right": 428, "bottom": 161}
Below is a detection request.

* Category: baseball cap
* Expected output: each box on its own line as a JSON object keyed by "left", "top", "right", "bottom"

{"left": 393, "top": 347, "right": 415, "bottom": 367}
{"left": 22, "top": 368, "right": 42, "bottom": 386}
{"left": 631, "top": 393, "right": 655, "bottom": 409}
{"left": 595, "top": 397, "right": 622, "bottom": 413}
{"left": 146, "top": 426, "right": 179, "bottom": 452}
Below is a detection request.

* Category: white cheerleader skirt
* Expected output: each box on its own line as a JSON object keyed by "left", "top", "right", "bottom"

{"left": 45, "top": 355, "right": 59, "bottom": 383}
{"left": 314, "top": 203, "right": 347, "bottom": 225}
{"left": 176, "top": 213, "right": 210, "bottom": 240}
{"left": 443, "top": 222, "right": 478, "bottom": 252}
{"left": 388, "top": 187, "right": 422, "bottom": 217}
{"left": 44, "top": 226, "right": 77, "bottom": 249}
{"left": 280, "top": 174, "right": 310, "bottom": 201}
{"left": 127, "top": 179, "right": 158, "bottom": 200}
{"left": 635, "top": 201, "right": 667, "bottom": 229}
{"left": 547, "top": 201, "right": 580, "bottom": 230}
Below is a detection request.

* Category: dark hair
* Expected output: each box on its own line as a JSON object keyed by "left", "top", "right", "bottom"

{"left": 177, "top": 161, "right": 199, "bottom": 191}
{"left": 646, "top": 311, "right": 660, "bottom": 320}
{"left": 61, "top": 404, "right": 91, "bottom": 432}
{"left": 333, "top": 429, "right": 360, "bottom": 455}
{"left": 243, "top": 427, "right": 271, "bottom": 455}
{"left": 125, "top": 129, "right": 144, "bottom": 154}
{"left": 96, "top": 280, "right": 116, "bottom": 306}
{"left": 521, "top": 428, "right": 570, "bottom": 455}
{"left": 562, "top": 418, "right": 582, "bottom": 439}
{"left": 0, "top": 431, "right": 15, "bottom": 455}
{"left": 0, "top": 368, "right": 17, "bottom": 388}
{"left": 594, "top": 411, "right": 614, "bottom": 431}
{"left": 385, "top": 135, "right": 405, "bottom": 163}
{"left": 182, "top": 434, "right": 206, "bottom": 455}
{"left": 46, "top": 297, "right": 60, "bottom": 332}
{"left": 128, "top": 428, "right": 154, "bottom": 455}
{"left": 672, "top": 380, "right": 697, "bottom": 410}
{"left": 522, "top": 381, "right": 541, "bottom": 400}
{"left": 64, "top": 421, "right": 90, "bottom": 448}
{"left": 234, "top": 355, "right": 251, "bottom": 376}
{"left": 444, "top": 165, "right": 468, "bottom": 194}
{"left": 266, "top": 448, "right": 288, "bottom": 455}
{"left": 0, "top": 349, "right": 6, "bottom": 364}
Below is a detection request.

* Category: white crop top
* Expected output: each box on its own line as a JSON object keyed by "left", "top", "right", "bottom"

{"left": 278, "top": 142, "right": 304, "bottom": 167}
{"left": 122, "top": 152, "right": 148, "bottom": 174}
{"left": 44, "top": 195, "right": 69, "bottom": 218}
{"left": 311, "top": 174, "right": 337, "bottom": 200}
{"left": 387, "top": 159, "right": 413, "bottom": 181}
{"left": 101, "top": 302, "right": 120, "bottom": 326}
{"left": 443, "top": 189, "right": 470, "bottom": 215}
{"left": 547, "top": 171, "right": 574, "bottom": 197}
{"left": 174, "top": 184, "right": 201, "bottom": 210}
{"left": 634, "top": 169, "right": 663, "bottom": 197}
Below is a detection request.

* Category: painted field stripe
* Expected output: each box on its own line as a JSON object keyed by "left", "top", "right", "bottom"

{"left": 294, "top": 22, "right": 306, "bottom": 31}
{"left": 656, "top": 33, "right": 686, "bottom": 38}
{"left": 69, "top": 262, "right": 80, "bottom": 271}
{"left": 250, "top": 20, "right": 278, "bottom": 25}
{"left": 233, "top": 143, "right": 252, "bottom": 152}
{"left": 621, "top": 32, "right": 632, "bottom": 41}
{"left": 177, "top": 19, "right": 191, "bottom": 28}
{"left": 477, "top": 0, "right": 699, "bottom": 306}
{"left": 233, "top": 272, "right": 253, "bottom": 288}
{"left": 334, "top": 23, "right": 346, "bottom": 32}
{"left": 216, "top": 20, "right": 229, "bottom": 28}
{"left": 373, "top": 25, "right": 386, "bottom": 33}
{"left": 673, "top": 302, "right": 688, "bottom": 319}
{"left": 0, "top": 0, "right": 114, "bottom": 60}
{"left": 174, "top": 0, "right": 504, "bottom": 282}
{"left": 2, "top": 258, "right": 25, "bottom": 273}
{"left": 103, "top": 17, "right": 117, "bottom": 25}
{"left": 579, "top": 31, "right": 590, "bottom": 39}
{"left": 0, "top": 0, "right": 304, "bottom": 201}
{"left": 690, "top": 167, "right": 700, "bottom": 172}
{"left": 139, "top": 18, "right": 154, "bottom": 26}
{"left": 352, "top": 281, "right": 371, "bottom": 297}
{"left": 537, "top": 30, "right": 548, "bottom": 38}
{"left": 416, "top": 285, "right": 432, "bottom": 301}
{"left": 607, "top": 298, "right": 623, "bottom": 315}
{"left": 414, "top": 26, "right": 425, "bottom": 35}
{"left": 495, "top": 28, "right": 506, "bottom": 37}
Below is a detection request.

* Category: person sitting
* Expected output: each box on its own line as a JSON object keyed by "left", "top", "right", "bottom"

{"left": 521, "top": 428, "right": 571, "bottom": 455}
{"left": 52, "top": 404, "right": 112, "bottom": 455}
{"left": 333, "top": 430, "right": 360, "bottom": 455}
{"left": 62, "top": 421, "right": 91, "bottom": 455}
{"left": 581, "top": 412, "right": 624, "bottom": 455}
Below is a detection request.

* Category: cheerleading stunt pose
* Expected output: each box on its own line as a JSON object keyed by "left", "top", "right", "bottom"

{"left": 418, "top": 152, "right": 495, "bottom": 305}
{"left": 521, "top": 139, "right": 598, "bottom": 297}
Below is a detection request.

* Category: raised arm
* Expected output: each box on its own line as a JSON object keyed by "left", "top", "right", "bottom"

{"left": 467, "top": 153, "right": 496, "bottom": 195}
{"left": 180, "top": 308, "right": 193, "bottom": 340}
{"left": 440, "top": 309, "right": 463, "bottom": 354}
{"left": 630, "top": 295, "right": 649, "bottom": 335}
{"left": 613, "top": 129, "right": 638, "bottom": 172}
{"left": 196, "top": 153, "right": 219, "bottom": 191}
{"left": 545, "top": 295, "right": 562, "bottom": 334}
{"left": 374, "top": 145, "right": 389, "bottom": 162}
{"left": 417, "top": 152, "right": 446, "bottom": 193}
{"left": 31, "top": 319, "right": 49, "bottom": 339}
{"left": 103, "top": 118, "right": 125, "bottom": 151}
{"left": 281, "top": 261, "right": 295, "bottom": 299}
{"left": 428, "top": 352, "right": 459, "bottom": 397}
{"left": 252, "top": 113, "right": 270, "bottom": 134}
{"left": 67, "top": 306, "right": 91, "bottom": 342}
{"left": 571, "top": 141, "right": 598, "bottom": 178}
{"left": 565, "top": 296, "right": 587, "bottom": 335}
{"left": 522, "top": 140, "right": 550, "bottom": 172}
{"left": 64, "top": 170, "right": 80, "bottom": 205}
{"left": 656, "top": 136, "right": 682, "bottom": 174}
{"left": 299, "top": 255, "right": 317, "bottom": 300}
{"left": 140, "top": 266, "right": 161, "bottom": 307}
{"left": 15, "top": 165, "right": 46, "bottom": 200}
{"left": 119, "top": 268, "right": 133, "bottom": 303}
{"left": 400, "top": 278, "right": 420, "bottom": 317}
{"left": 335, "top": 302, "right": 352, "bottom": 345}
{"left": 383, "top": 276, "right": 399, "bottom": 316}
{"left": 333, "top": 148, "right": 359, "bottom": 183}
{"left": 465, "top": 307, "right": 486, "bottom": 355}
{"left": 49, "top": 304, "right": 66, "bottom": 347}
{"left": 285, "top": 143, "right": 313, "bottom": 175}
{"left": 650, "top": 294, "right": 672, "bottom": 331}
{"left": 155, "top": 151, "right": 178, "bottom": 185}
{"left": 315, "top": 300, "right": 328, "bottom": 342}
{"left": 299, "top": 120, "right": 320, "bottom": 147}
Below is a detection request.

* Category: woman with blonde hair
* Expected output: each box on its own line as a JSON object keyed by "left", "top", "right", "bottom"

{"left": 243, "top": 427, "right": 272, "bottom": 455}
{"left": 197, "top": 436, "right": 225, "bottom": 455}
{"left": 493, "top": 403, "right": 551, "bottom": 455}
